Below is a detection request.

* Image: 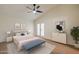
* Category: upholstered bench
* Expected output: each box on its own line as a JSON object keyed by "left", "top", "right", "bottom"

{"left": 22, "top": 39, "right": 45, "bottom": 50}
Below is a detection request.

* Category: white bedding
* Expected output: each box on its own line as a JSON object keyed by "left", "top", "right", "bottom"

{"left": 13, "top": 35, "right": 42, "bottom": 51}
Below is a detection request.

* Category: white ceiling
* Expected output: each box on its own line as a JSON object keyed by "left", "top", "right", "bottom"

{"left": 0, "top": 4, "right": 57, "bottom": 21}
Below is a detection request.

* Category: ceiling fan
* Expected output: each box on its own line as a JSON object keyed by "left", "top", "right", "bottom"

{"left": 26, "top": 4, "right": 43, "bottom": 14}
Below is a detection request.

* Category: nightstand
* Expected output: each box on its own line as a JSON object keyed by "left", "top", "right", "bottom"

{"left": 6, "top": 37, "right": 12, "bottom": 42}
{"left": 6, "top": 31, "right": 13, "bottom": 42}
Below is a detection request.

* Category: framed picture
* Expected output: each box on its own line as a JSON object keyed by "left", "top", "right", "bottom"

{"left": 56, "top": 20, "right": 65, "bottom": 33}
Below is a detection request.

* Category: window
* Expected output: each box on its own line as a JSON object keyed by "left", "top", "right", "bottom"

{"left": 37, "top": 23, "right": 44, "bottom": 36}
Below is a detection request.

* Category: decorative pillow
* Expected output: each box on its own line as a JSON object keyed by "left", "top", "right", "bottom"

{"left": 21, "top": 33, "right": 25, "bottom": 36}
{"left": 13, "top": 36, "right": 27, "bottom": 41}
{"left": 16, "top": 32, "right": 21, "bottom": 36}
{"left": 16, "top": 32, "right": 27, "bottom": 36}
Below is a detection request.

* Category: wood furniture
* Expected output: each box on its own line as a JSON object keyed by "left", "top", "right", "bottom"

{"left": 52, "top": 33, "right": 66, "bottom": 44}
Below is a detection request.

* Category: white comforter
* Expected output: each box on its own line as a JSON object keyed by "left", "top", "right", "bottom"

{"left": 13, "top": 35, "right": 42, "bottom": 51}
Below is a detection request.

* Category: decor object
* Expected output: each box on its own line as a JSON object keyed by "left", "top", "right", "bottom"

{"left": 27, "top": 30, "right": 32, "bottom": 35}
{"left": 56, "top": 21, "right": 65, "bottom": 33}
{"left": 71, "top": 26, "right": 79, "bottom": 44}
{"left": 14, "top": 23, "right": 26, "bottom": 33}
{"left": 26, "top": 4, "right": 43, "bottom": 14}
{"left": 15, "top": 23, "right": 21, "bottom": 30}
{"left": 15, "top": 23, "right": 21, "bottom": 33}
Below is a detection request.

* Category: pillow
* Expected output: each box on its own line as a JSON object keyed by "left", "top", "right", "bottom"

{"left": 21, "top": 33, "right": 25, "bottom": 36}
{"left": 16, "top": 32, "right": 27, "bottom": 36}
{"left": 16, "top": 32, "right": 21, "bottom": 36}
{"left": 13, "top": 36, "right": 27, "bottom": 41}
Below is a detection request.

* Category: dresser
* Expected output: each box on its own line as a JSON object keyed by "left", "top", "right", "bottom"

{"left": 52, "top": 33, "right": 66, "bottom": 44}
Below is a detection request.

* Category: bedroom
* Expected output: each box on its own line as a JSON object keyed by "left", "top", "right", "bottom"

{"left": 0, "top": 4, "right": 79, "bottom": 54}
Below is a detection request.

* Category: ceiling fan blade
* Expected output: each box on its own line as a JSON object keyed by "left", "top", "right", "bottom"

{"left": 36, "top": 10, "right": 43, "bottom": 13}
{"left": 36, "top": 6, "right": 40, "bottom": 9}
{"left": 27, "top": 11, "right": 32, "bottom": 13}
{"left": 26, "top": 6, "right": 32, "bottom": 10}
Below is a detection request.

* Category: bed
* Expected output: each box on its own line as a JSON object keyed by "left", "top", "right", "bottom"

{"left": 13, "top": 35, "right": 45, "bottom": 51}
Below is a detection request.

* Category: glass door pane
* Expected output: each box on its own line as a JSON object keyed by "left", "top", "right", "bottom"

{"left": 41, "top": 23, "right": 44, "bottom": 36}
{"left": 37, "top": 24, "right": 40, "bottom": 36}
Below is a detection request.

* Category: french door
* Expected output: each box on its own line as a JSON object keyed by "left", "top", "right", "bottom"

{"left": 37, "top": 23, "right": 44, "bottom": 36}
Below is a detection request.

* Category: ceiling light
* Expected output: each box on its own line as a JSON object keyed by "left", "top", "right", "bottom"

{"left": 33, "top": 11, "right": 36, "bottom": 13}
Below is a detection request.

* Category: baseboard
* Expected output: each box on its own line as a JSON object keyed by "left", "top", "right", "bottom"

{"left": 50, "top": 39, "right": 79, "bottom": 50}
{"left": 40, "top": 37, "right": 79, "bottom": 50}
{"left": 45, "top": 38, "right": 67, "bottom": 45}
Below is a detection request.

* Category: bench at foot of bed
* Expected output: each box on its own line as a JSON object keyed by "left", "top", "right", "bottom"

{"left": 22, "top": 39, "right": 46, "bottom": 50}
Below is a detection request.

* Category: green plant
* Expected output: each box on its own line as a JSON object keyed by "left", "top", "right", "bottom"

{"left": 71, "top": 26, "right": 79, "bottom": 44}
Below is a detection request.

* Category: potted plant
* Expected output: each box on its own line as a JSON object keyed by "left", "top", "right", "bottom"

{"left": 71, "top": 26, "right": 79, "bottom": 44}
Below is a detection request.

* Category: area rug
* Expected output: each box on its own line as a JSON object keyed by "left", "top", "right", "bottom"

{"left": 7, "top": 42, "right": 55, "bottom": 54}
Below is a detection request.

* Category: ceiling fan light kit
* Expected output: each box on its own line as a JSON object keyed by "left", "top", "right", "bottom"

{"left": 33, "top": 11, "right": 36, "bottom": 13}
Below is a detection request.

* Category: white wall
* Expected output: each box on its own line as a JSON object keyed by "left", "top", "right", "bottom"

{"left": 34, "top": 5, "right": 79, "bottom": 45}
{"left": 0, "top": 13, "right": 33, "bottom": 42}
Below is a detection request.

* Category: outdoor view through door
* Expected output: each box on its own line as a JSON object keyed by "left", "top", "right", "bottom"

{"left": 37, "top": 23, "right": 44, "bottom": 36}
